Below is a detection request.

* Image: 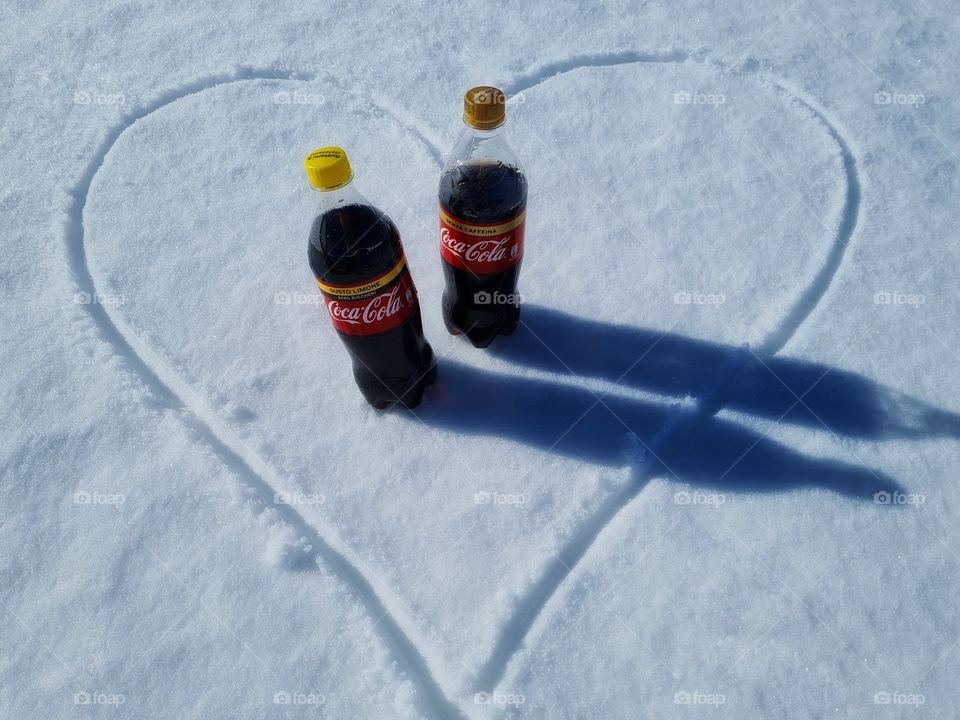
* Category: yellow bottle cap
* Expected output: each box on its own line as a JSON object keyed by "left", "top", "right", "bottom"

{"left": 463, "top": 86, "right": 506, "bottom": 130}
{"left": 304, "top": 146, "right": 353, "bottom": 190}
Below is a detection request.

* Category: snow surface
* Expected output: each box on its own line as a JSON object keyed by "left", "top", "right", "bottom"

{"left": 2, "top": 2, "right": 959, "bottom": 718}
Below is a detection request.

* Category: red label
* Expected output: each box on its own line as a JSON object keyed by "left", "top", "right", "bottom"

{"left": 439, "top": 206, "right": 525, "bottom": 274}
{"left": 317, "top": 257, "right": 418, "bottom": 336}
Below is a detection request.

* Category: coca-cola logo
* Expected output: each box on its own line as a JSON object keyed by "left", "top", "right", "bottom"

{"left": 441, "top": 228, "right": 513, "bottom": 265}
{"left": 326, "top": 283, "right": 408, "bottom": 326}
{"left": 319, "top": 264, "right": 417, "bottom": 337}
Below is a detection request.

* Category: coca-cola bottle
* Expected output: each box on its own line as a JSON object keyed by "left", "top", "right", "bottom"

{"left": 439, "top": 86, "right": 528, "bottom": 348}
{"left": 305, "top": 147, "right": 436, "bottom": 409}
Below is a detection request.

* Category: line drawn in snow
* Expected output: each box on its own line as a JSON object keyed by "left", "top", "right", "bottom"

{"left": 413, "top": 52, "right": 960, "bottom": 699}
{"left": 64, "top": 67, "right": 466, "bottom": 720}
{"left": 424, "top": 301, "right": 960, "bottom": 694}
{"left": 62, "top": 50, "right": 960, "bottom": 720}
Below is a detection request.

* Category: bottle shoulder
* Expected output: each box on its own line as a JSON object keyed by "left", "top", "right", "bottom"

{"left": 308, "top": 203, "right": 403, "bottom": 282}
{"left": 443, "top": 125, "right": 523, "bottom": 172}
{"left": 438, "top": 160, "right": 527, "bottom": 224}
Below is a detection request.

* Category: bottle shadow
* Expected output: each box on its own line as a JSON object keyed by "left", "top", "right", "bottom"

{"left": 489, "top": 306, "right": 960, "bottom": 442}
{"left": 414, "top": 305, "right": 960, "bottom": 499}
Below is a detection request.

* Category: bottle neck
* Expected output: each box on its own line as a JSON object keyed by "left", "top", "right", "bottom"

{"left": 312, "top": 179, "right": 367, "bottom": 212}
{"left": 446, "top": 121, "right": 520, "bottom": 170}
{"left": 465, "top": 124, "right": 504, "bottom": 140}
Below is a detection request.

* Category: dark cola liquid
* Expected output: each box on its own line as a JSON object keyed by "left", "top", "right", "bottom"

{"left": 309, "top": 203, "right": 435, "bottom": 409}
{"left": 439, "top": 160, "right": 527, "bottom": 348}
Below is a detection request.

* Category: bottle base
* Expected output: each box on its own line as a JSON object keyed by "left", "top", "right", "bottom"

{"left": 366, "top": 360, "right": 438, "bottom": 411}
{"left": 445, "top": 313, "right": 520, "bottom": 348}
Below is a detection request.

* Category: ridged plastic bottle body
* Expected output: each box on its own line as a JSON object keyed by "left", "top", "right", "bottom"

{"left": 439, "top": 124, "right": 527, "bottom": 348}
{"left": 309, "top": 182, "right": 435, "bottom": 409}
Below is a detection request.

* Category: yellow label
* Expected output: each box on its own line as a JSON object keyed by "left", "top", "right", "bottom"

{"left": 316, "top": 256, "right": 407, "bottom": 298}
{"left": 439, "top": 208, "right": 526, "bottom": 237}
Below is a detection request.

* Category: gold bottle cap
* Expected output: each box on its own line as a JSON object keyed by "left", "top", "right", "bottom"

{"left": 463, "top": 86, "right": 506, "bottom": 130}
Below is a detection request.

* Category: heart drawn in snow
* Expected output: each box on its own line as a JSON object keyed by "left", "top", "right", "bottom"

{"left": 72, "top": 52, "right": 929, "bottom": 718}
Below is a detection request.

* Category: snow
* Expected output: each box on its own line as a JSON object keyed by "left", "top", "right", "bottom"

{"left": 2, "top": 2, "right": 959, "bottom": 718}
